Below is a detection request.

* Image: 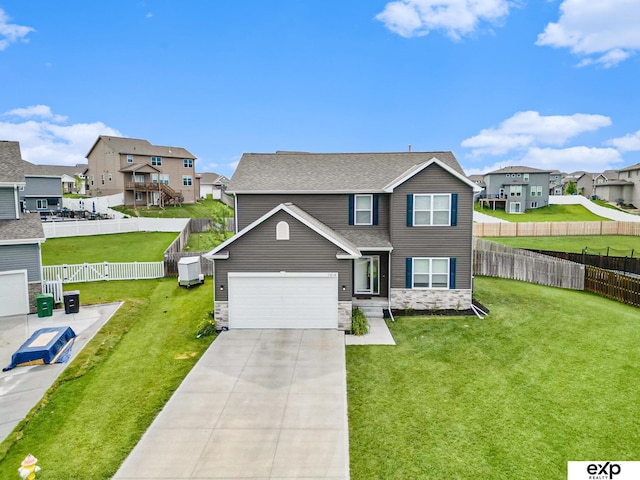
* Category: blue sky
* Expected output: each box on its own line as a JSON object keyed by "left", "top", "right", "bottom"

{"left": 1, "top": 1, "right": 640, "bottom": 178}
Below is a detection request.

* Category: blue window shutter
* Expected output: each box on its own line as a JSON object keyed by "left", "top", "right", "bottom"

{"left": 348, "top": 195, "right": 354, "bottom": 225}
{"left": 373, "top": 194, "right": 379, "bottom": 225}
{"left": 406, "top": 194, "right": 413, "bottom": 227}
{"left": 406, "top": 257, "right": 413, "bottom": 288}
{"left": 450, "top": 193, "right": 458, "bottom": 226}
{"left": 449, "top": 258, "right": 456, "bottom": 289}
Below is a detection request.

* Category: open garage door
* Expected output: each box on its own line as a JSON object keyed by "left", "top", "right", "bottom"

{"left": 0, "top": 270, "right": 30, "bottom": 317}
{"left": 228, "top": 272, "right": 338, "bottom": 329}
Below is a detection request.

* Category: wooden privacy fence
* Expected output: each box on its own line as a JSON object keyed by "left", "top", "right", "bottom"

{"left": 474, "top": 221, "right": 640, "bottom": 237}
{"left": 529, "top": 250, "right": 640, "bottom": 276}
{"left": 43, "top": 262, "right": 164, "bottom": 283}
{"left": 585, "top": 266, "right": 640, "bottom": 308}
{"left": 164, "top": 252, "right": 214, "bottom": 277}
{"left": 473, "top": 238, "right": 585, "bottom": 290}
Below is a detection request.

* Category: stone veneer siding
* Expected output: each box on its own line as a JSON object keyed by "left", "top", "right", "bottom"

{"left": 28, "top": 282, "right": 42, "bottom": 314}
{"left": 391, "top": 288, "right": 472, "bottom": 311}
{"left": 214, "top": 300, "right": 352, "bottom": 331}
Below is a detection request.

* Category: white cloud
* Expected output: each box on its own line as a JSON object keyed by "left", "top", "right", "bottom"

{"left": 375, "top": 0, "right": 513, "bottom": 39}
{"left": 461, "top": 111, "right": 611, "bottom": 156}
{"left": 145, "top": 12, "right": 153, "bottom": 19}
{"left": 0, "top": 8, "right": 35, "bottom": 51}
{"left": 520, "top": 146, "right": 622, "bottom": 172}
{"left": 607, "top": 130, "right": 640, "bottom": 152}
{"left": 0, "top": 106, "right": 121, "bottom": 165}
{"left": 536, "top": 0, "right": 640, "bottom": 67}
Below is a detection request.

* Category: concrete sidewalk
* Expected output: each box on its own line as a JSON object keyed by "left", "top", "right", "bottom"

{"left": 115, "top": 329, "right": 349, "bottom": 480}
{"left": 0, "top": 302, "right": 122, "bottom": 442}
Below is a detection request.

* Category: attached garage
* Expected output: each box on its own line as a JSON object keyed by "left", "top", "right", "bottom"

{"left": 228, "top": 272, "right": 338, "bottom": 329}
{"left": 0, "top": 270, "right": 30, "bottom": 317}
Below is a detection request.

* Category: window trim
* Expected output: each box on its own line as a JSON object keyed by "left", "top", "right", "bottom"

{"left": 151, "top": 156, "right": 162, "bottom": 166}
{"left": 183, "top": 159, "right": 193, "bottom": 168}
{"left": 183, "top": 175, "right": 193, "bottom": 186}
{"left": 127, "top": 155, "right": 133, "bottom": 163}
{"left": 413, "top": 193, "right": 451, "bottom": 227}
{"left": 36, "top": 199, "right": 48, "bottom": 210}
{"left": 354, "top": 194, "right": 373, "bottom": 226}
{"left": 412, "top": 257, "right": 450, "bottom": 290}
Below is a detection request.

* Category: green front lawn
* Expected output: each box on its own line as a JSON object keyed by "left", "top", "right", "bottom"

{"left": 347, "top": 277, "right": 640, "bottom": 479}
{"left": 0, "top": 279, "right": 215, "bottom": 479}
{"left": 485, "top": 235, "right": 640, "bottom": 255}
{"left": 42, "top": 232, "right": 178, "bottom": 264}
{"left": 475, "top": 203, "right": 610, "bottom": 222}
{"left": 113, "top": 198, "right": 234, "bottom": 219}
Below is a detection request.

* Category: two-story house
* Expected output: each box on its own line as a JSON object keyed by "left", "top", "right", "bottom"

{"left": 0, "top": 141, "right": 46, "bottom": 316}
{"left": 204, "top": 151, "right": 480, "bottom": 331}
{"left": 549, "top": 170, "right": 563, "bottom": 195}
{"left": 562, "top": 171, "right": 596, "bottom": 197}
{"left": 85, "top": 136, "right": 199, "bottom": 206}
{"left": 482, "top": 166, "right": 551, "bottom": 213}
{"left": 20, "top": 161, "right": 64, "bottom": 213}
{"left": 594, "top": 163, "right": 640, "bottom": 207}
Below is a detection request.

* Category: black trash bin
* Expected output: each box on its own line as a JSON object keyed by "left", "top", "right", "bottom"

{"left": 63, "top": 290, "right": 80, "bottom": 314}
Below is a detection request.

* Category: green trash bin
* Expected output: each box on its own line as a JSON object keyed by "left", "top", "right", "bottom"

{"left": 36, "top": 293, "right": 54, "bottom": 318}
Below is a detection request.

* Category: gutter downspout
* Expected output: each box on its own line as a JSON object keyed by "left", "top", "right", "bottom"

{"left": 387, "top": 251, "right": 395, "bottom": 322}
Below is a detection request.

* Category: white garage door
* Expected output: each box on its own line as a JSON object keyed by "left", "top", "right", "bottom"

{"left": 228, "top": 272, "right": 338, "bottom": 329}
{"left": 0, "top": 270, "right": 30, "bottom": 317}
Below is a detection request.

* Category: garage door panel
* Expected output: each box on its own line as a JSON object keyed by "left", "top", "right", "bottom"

{"left": 0, "top": 270, "right": 30, "bottom": 317}
{"left": 228, "top": 273, "right": 338, "bottom": 329}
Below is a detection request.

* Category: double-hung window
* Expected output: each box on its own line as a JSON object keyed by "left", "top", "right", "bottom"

{"left": 530, "top": 185, "right": 542, "bottom": 197}
{"left": 414, "top": 194, "right": 451, "bottom": 226}
{"left": 412, "top": 258, "right": 449, "bottom": 289}
{"left": 354, "top": 194, "right": 373, "bottom": 225}
{"left": 151, "top": 156, "right": 162, "bottom": 166}
{"left": 510, "top": 185, "right": 522, "bottom": 197}
{"left": 183, "top": 175, "right": 192, "bottom": 186}
{"left": 183, "top": 159, "right": 193, "bottom": 168}
{"left": 36, "top": 199, "right": 48, "bottom": 210}
{"left": 127, "top": 155, "right": 133, "bottom": 163}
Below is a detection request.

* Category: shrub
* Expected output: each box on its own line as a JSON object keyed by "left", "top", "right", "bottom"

{"left": 196, "top": 311, "right": 217, "bottom": 338}
{"left": 351, "top": 307, "right": 369, "bottom": 336}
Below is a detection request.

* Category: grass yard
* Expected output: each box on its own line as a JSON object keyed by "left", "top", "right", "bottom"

{"left": 347, "top": 277, "right": 640, "bottom": 479}
{"left": 41, "top": 232, "right": 178, "bottom": 264}
{"left": 113, "top": 198, "right": 234, "bottom": 219}
{"left": 0, "top": 278, "right": 216, "bottom": 479}
{"left": 485, "top": 235, "right": 640, "bottom": 255}
{"left": 475, "top": 203, "right": 610, "bottom": 222}
{"left": 184, "top": 230, "right": 234, "bottom": 252}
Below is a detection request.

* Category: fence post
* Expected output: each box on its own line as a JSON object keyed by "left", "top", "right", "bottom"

{"left": 104, "top": 261, "right": 109, "bottom": 281}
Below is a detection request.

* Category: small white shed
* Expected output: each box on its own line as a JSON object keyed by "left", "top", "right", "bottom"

{"left": 177, "top": 256, "right": 204, "bottom": 287}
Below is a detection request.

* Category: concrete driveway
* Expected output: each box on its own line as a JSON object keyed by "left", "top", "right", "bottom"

{"left": 115, "top": 329, "right": 349, "bottom": 479}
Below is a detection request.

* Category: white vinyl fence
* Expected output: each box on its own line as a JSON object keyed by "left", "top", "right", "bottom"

{"left": 42, "top": 278, "right": 64, "bottom": 303}
{"left": 43, "top": 262, "right": 164, "bottom": 284}
{"left": 43, "top": 217, "right": 189, "bottom": 238}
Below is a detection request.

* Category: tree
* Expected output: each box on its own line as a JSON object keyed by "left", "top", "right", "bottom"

{"left": 565, "top": 180, "right": 577, "bottom": 195}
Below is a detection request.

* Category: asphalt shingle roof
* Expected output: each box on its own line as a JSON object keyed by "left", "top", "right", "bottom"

{"left": 486, "top": 165, "right": 552, "bottom": 175}
{"left": 0, "top": 141, "right": 26, "bottom": 183}
{"left": 22, "top": 161, "right": 87, "bottom": 177}
{"left": 89, "top": 136, "right": 195, "bottom": 160}
{"left": 229, "top": 151, "right": 464, "bottom": 193}
{"left": 0, "top": 213, "right": 45, "bottom": 242}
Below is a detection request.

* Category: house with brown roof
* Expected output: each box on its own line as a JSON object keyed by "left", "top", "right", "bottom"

{"left": 198, "top": 172, "right": 230, "bottom": 199}
{"left": 85, "top": 136, "right": 199, "bottom": 206}
{"left": 594, "top": 163, "right": 640, "bottom": 207}
{"left": 204, "top": 151, "right": 481, "bottom": 331}
{"left": 0, "top": 141, "right": 46, "bottom": 316}
{"left": 481, "top": 166, "right": 551, "bottom": 213}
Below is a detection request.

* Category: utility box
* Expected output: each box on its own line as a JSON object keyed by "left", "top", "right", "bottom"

{"left": 178, "top": 256, "right": 204, "bottom": 288}
{"left": 63, "top": 290, "right": 80, "bottom": 314}
{"left": 35, "top": 293, "right": 54, "bottom": 318}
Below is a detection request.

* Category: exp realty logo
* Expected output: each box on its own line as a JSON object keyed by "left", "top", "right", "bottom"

{"left": 568, "top": 461, "right": 640, "bottom": 480}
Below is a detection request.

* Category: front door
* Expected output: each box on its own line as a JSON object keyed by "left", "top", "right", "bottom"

{"left": 354, "top": 256, "right": 379, "bottom": 295}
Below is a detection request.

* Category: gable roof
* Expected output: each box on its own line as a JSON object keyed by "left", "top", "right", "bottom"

{"left": 618, "top": 162, "right": 640, "bottom": 172}
{"left": 0, "top": 141, "right": 26, "bottom": 184}
{"left": 0, "top": 213, "right": 45, "bottom": 245}
{"left": 199, "top": 172, "right": 229, "bottom": 185}
{"left": 87, "top": 135, "right": 195, "bottom": 160}
{"left": 119, "top": 163, "right": 161, "bottom": 173}
{"left": 22, "top": 161, "right": 87, "bottom": 178}
{"left": 204, "top": 203, "right": 361, "bottom": 259}
{"left": 228, "top": 151, "right": 474, "bottom": 193}
{"left": 486, "top": 165, "right": 552, "bottom": 175}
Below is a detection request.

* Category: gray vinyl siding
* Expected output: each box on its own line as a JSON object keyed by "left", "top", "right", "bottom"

{"left": 215, "top": 210, "right": 352, "bottom": 301}
{"left": 236, "top": 193, "right": 389, "bottom": 235}
{"left": 390, "top": 163, "right": 473, "bottom": 289}
{"left": 24, "top": 197, "right": 62, "bottom": 212}
{"left": 0, "top": 243, "right": 42, "bottom": 281}
{"left": 23, "top": 176, "right": 63, "bottom": 198}
{"left": 0, "top": 188, "right": 17, "bottom": 219}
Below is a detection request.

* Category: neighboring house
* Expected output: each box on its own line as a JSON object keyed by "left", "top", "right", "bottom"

{"left": 468, "top": 174, "right": 485, "bottom": 201}
{"left": 562, "top": 171, "right": 596, "bottom": 197}
{"left": 594, "top": 163, "right": 640, "bottom": 207}
{"left": 85, "top": 136, "right": 199, "bottom": 206}
{"left": 0, "top": 141, "right": 46, "bottom": 316}
{"left": 483, "top": 166, "right": 551, "bottom": 213}
{"left": 204, "top": 151, "right": 481, "bottom": 331}
{"left": 199, "top": 172, "right": 230, "bottom": 199}
{"left": 549, "top": 170, "right": 563, "bottom": 195}
{"left": 20, "top": 161, "right": 63, "bottom": 213}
